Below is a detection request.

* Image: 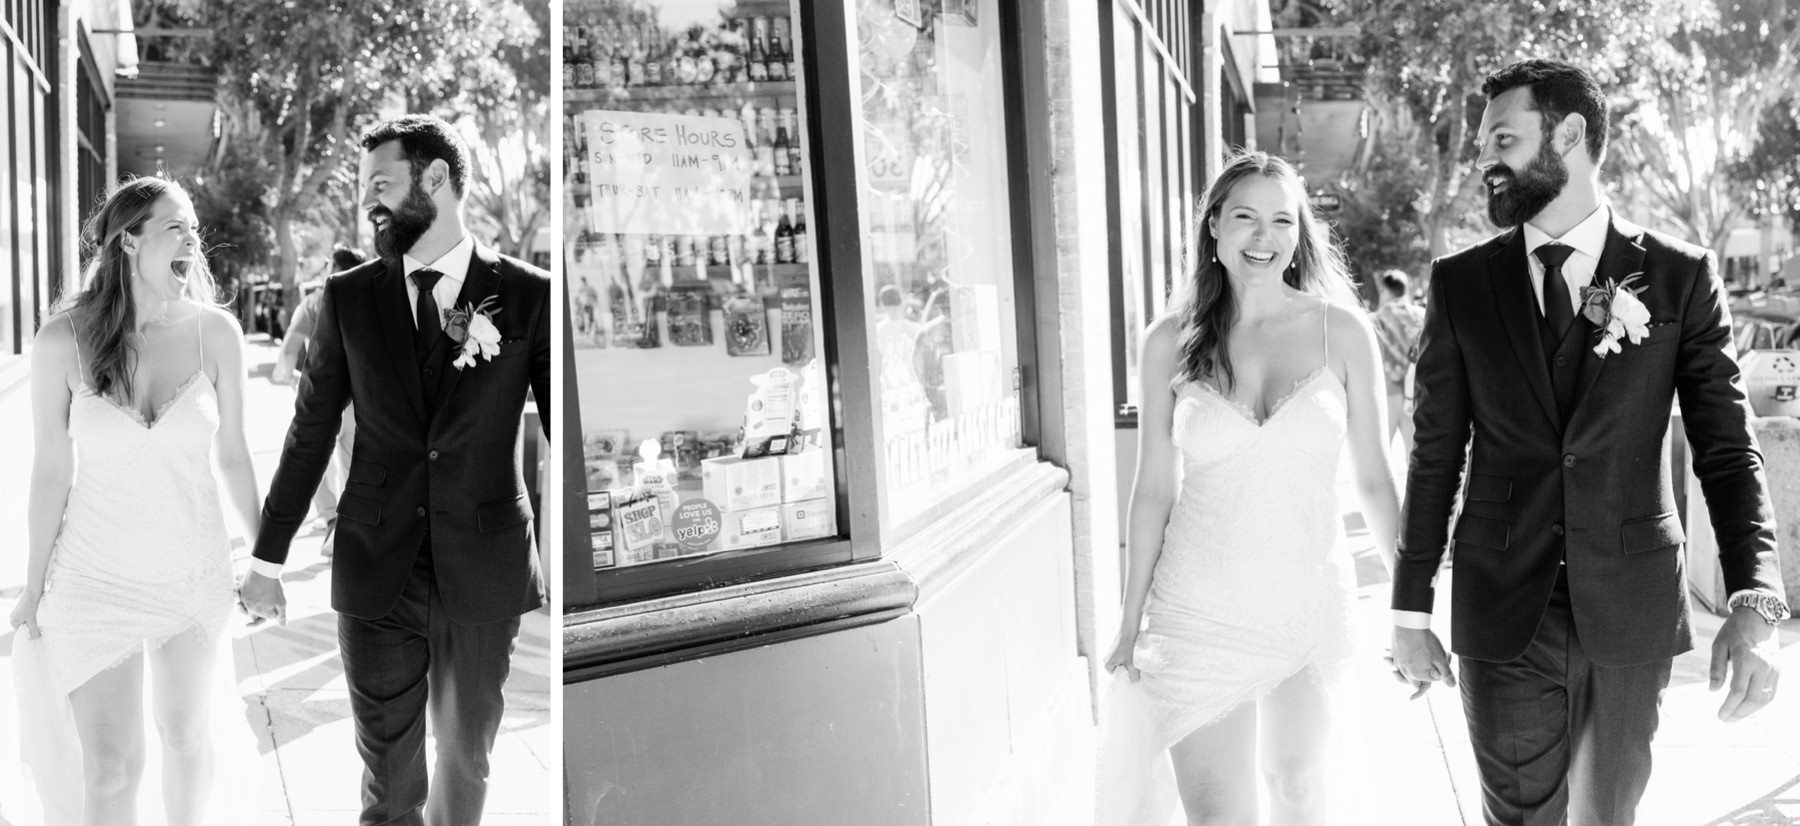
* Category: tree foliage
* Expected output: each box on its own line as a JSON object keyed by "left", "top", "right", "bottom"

{"left": 198, "top": 0, "right": 538, "bottom": 292}
{"left": 1325, "top": 0, "right": 1702, "bottom": 260}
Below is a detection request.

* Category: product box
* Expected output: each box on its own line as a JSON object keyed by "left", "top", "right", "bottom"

{"left": 782, "top": 498, "right": 837, "bottom": 542}
{"left": 780, "top": 450, "right": 829, "bottom": 503}
{"left": 719, "top": 505, "right": 784, "bottom": 550}
{"left": 612, "top": 491, "right": 665, "bottom": 566}
{"left": 950, "top": 284, "right": 1003, "bottom": 353}
{"left": 588, "top": 490, "right": 615, "bottom": 569}
{"left": 941, "top": 349, "right": 1002, "bottom": 415}
{"left": 701, "top": 454, "right": 784, "bottom": 511}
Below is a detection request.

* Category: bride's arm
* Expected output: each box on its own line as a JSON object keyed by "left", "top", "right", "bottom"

{"left": 207, "top": 308, "right": 262, "bottom": 540}
{"left": 1110, "top": 317, "right": 1184, "bottom": 672}
{"left": 18, "top": 319, "right": 78, "bottom": 630}
{"left": 1332, "top": 303, "right": 1401, "bottom": 573}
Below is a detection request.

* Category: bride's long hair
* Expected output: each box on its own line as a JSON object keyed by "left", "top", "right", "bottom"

{"left": 1170, "top": 151, "right": 1357, "bottom": 390}
{"left": 65, "top": 177, "right": 219, "bottom": 404}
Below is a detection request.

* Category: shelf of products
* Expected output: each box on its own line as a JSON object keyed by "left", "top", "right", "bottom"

{"left": 566, "top": 0, "right": 833, "bottom": 575}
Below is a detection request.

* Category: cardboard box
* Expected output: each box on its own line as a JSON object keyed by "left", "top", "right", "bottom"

{"left": 702, "top": 454, "right": 785, "bottom": 511}
{"left": 781, "top": 450, "right": 830, "bottom": 503}
{"left": 613, "top": 492, "right": 665, "bottom": 566}
{"left": 588, "top": 490, "right": 615, "bottom": 569}
{"left": 720, "top": 505, "right": 784, "bottom": 550}
{"left": 942, "top": 349, "right": 1002, "bottom": 415}
{"left": 782, "top": 499, "right": 837, "bottom": 542}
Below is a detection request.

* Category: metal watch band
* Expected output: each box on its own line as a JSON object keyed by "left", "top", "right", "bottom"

{"left": 1729, "top": 592, "right": 1791, "bottom": 625}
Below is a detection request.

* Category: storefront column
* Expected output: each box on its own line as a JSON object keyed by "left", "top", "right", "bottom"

{"left": 1035, "top": 0, "right": 1127, "bottom": 705}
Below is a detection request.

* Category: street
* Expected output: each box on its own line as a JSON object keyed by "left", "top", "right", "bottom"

{"left": 0, "top": 337, "right": 552, "bottom": 825}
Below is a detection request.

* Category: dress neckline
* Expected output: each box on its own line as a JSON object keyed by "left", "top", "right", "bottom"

{"left": 81, "top": 370, "right": 212, "bottom": 430}
{"left": 1189, "top": 365, "right": 1336, "bottom": 428}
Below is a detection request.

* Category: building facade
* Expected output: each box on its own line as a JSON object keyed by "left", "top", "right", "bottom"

{"left": 560, "top": 1, "right": 1276, "bottom": 823}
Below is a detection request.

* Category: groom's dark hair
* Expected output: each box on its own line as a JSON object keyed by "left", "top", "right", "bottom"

{"left": 1481, "top": 59, "right": 1608, "bottom": 164}
{"left": 360, "top": 114, "right": 470, "bottom": 198}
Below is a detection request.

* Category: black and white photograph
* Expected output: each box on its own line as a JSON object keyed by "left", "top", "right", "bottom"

{"left": 560, "top": 1, "right": 1800, "bottom": 825}
{"left": 1, "top": 1, "right": 554, "bottom": 824}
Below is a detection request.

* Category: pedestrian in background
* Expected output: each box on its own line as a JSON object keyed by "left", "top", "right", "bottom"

{"left": 1371, "top": 268, "right": 1425, "bottom": 452}
{"left": 273, "top": 243, "right": 368, "bottom": 558}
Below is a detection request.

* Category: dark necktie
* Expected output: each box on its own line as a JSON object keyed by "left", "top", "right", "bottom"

{"left": 412, "top": 268, "right": 444, "bottom": 353}
{"left": 1535, "top": 243, "right": 1576, "bottom": 341}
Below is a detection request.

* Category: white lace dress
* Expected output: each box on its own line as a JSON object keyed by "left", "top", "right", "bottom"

{"left": 1133, "top": 365, "right": 1358, "bottom": 748}
{"left": 13, "top": 322, "right": 245, "bottom": 825}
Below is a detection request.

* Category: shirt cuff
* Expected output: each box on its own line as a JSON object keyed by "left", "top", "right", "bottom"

{"left": 1393, "top": 610, "right": 1433, "bottom": 630}
{"left": 248, "top": 558, "right": 284, "bottom": 579}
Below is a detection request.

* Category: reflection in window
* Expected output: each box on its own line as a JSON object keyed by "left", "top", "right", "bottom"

{"left": 858, "top": 0, "right": 1025, "bottom": 526}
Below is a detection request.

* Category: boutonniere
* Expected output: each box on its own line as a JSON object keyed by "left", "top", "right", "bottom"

{"left": 1579, "top": 273, "right": 1651, "bottom": 358}
{"left": 445, "top": 296, "right": 502, "bottom": 370}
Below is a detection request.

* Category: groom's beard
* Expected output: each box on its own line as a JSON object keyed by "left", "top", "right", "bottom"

{"left": 370, "top": 182, "right": 437, "bottom": 262}
{"left": 1485, "top": 138, "right": 1570, "bottom": 227}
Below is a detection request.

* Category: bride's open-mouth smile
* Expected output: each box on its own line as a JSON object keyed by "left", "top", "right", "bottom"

{"left": 1241, "top": 249, "right": 1279, "bottom": 266}
{"left": 171, "top": 258, "right": 193, "bottom": 284}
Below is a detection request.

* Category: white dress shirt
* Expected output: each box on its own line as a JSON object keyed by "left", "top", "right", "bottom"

{"left": 248, "top": 235, "right": 475, "bottom": 580}
{"left": 1394, "top": 207, "right": 1611, "bottom": 632}
{"left": 403, "top": 235, "right": 475, "bottom": 330}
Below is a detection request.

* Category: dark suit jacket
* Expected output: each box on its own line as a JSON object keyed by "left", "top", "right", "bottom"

{"left": 254, "top": 243, "right": 552, "bottom": 624}
{"left": 1395, "top": 214, "right": 1782, "bottom": 667}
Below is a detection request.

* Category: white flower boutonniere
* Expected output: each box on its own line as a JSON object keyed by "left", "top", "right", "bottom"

{"left": 1579, "top": 273, "right": 1650, "bottom": 358}
{"left": 445, "top": 296, "right": 503, "bottom": 370}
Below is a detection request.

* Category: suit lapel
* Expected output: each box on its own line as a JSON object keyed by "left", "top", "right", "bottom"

{"left": 376, "top": 260, "right": 430, "bottom": 426}
{"left": 429, "top": 243, "right": 503, "bottom": 419}
{"left": 1488, "top": 229, "right": 1561, "bottom": 428}
{"left": 1567, "top": 218, "right": 1649, "bottom": 425}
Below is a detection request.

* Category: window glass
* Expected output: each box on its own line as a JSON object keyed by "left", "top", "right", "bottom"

{"left": 1114, "top": 9, "right": 1144, "bottom": 411}
{"left": 566, "top": 0, "right": 839, "bottom": 572}
{"left": 856, "top": 0, "right": 1027, "bottom": 528}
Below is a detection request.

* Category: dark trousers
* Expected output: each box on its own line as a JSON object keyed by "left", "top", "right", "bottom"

{"left": 1460, "top": 569, "right": 1673, "bottom": 826}
{"left": 338, "top": 540, "right": 522, "bottom": 826}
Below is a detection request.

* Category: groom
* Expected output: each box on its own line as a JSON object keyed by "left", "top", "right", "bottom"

{"left": 1391, "top": 60, "right": 1787, "bottom": 825}
{"left": 239, "top": 114, "right": 551, "bottom": 825}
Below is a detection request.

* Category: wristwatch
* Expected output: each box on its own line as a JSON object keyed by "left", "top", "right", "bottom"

{"left": 1728, "top": 591, "right": 1792, "bottom": 626}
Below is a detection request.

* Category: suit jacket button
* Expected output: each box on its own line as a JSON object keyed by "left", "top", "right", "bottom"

{"left": 416, "top": 505, "right": 427, "bottom": 518}
{"left": 424, "top": 367, "right": 434, "bottom": 376}
{"left": 1563, "top": 454, "right": 1577, "bottom": 468}
{"left": 1552, "top": 523, "right": 1565, "bottom": 536}
{"left": 429, "top": 449, "right": 440, "bottom": 461}
{"left": 1555, "top": 354, "right": 1567, "bottom": 368}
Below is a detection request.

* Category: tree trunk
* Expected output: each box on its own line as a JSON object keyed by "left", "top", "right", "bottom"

{"left": 274, "top": 202, "right": 301, "bottom": 312}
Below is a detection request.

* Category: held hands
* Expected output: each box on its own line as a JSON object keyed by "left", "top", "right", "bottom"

{"left": 1390, "top": 626, "right": 1455, "bottom": 699}
{"left": 1710, "top": 608, "right": 1781, "bottom": 722}
{"left": 237, "top": 570, "right": 287, "bottom": 627}
{"left": 8, "top": 590, "right": 42, "bottom": 639}
{"left": 1105, "top": 628, "right": 1141, "bottom": 682}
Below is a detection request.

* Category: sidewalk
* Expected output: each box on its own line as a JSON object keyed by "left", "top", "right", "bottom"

{"left": 0, "top": 338, "right": 552, "bottom": 825}
{"left": 1341, "top": 488, "right": 1800, "bottom": 825}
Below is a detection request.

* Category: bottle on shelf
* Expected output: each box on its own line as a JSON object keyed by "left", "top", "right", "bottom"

{"left": 780, "top": 108, "right": 802, "bottom": 174}
{"left": 772, "top": 115, "right": 792, "bottom": 177}
{"left": 750, "top": 201, "right": 773, "bottom": 266}
{"left": 766, "top": 17, "right": 787, "bottom": 82}
{"left": 748, "top": 16, "right": 770, "bottom": 82}
{"left": 627, "top": 27, "right": 647, "bottom": 87}
{"left": 643, "top": 25, "right": 665, "bottom": 87}
{"left": 755, "top": 107, "right": 778, "bottom": 177}
{"left": 695, "top": 27, "right": 718, "bottom": 86}
{"left": 790, "top": 198, "right": 808, "bottom": 264}
{"left": 774, "top": 202, "right": 795, "bottom": 264}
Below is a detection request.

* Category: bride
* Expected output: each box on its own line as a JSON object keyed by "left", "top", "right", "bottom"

{"left": 1102, "top": 151, "right": 1401, "bottom": 824}
{"left": 10, "top": 177, "right": 261, "bottom": 825}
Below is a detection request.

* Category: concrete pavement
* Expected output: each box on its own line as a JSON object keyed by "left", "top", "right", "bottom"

{"left": 0, "top": 338, "right": 552, "bottom": 825}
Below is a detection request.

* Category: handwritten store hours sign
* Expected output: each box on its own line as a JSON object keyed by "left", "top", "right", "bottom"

{"left": 579, "top": 109, "right": 755, "bottom": 237}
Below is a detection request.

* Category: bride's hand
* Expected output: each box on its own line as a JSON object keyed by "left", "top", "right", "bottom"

{"left": 9, "top": 590, "right": 42, "bottom": 639}
{"left": 1105, "top": 629, "right": 1141, "bottom": 682}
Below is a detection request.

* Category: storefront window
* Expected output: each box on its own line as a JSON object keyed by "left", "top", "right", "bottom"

{"left": 856, "top": 0, "right": 1026, "bottom": 528}
{"left": 566, "top": 0, "right": 839, "bottom": 585}
{"left": 2, "top": 48, "right": 16, "bottom": 358}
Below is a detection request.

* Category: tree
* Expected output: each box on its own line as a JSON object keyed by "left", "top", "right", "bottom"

{"left": 1606, "top": 0, "right": 1800, "bottom": 262}
{"left": 457, "top": 0, "right": 551, "bottom": 260}
{"left": 1330, "top": 134, "right": 1433, "bottom": 286}
{"left": 1326, "top": 0, "right": 1703, "bottom": 258}
{"left": 1731, "top": 95, "right": 1800, "bottom": 237}
{"left": 201, "top": 0, "right": 537, "bottom": 296}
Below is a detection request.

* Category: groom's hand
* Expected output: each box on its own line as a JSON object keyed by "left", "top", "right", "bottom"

{"left": 238, "top": 570, "right": 287, "bottom": 627}
{"left": 1391, "top": 626, "right": 1455, "bottom": 699}
{"left": 1711, "top": 608, "right": 1780, "bottom": 722}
